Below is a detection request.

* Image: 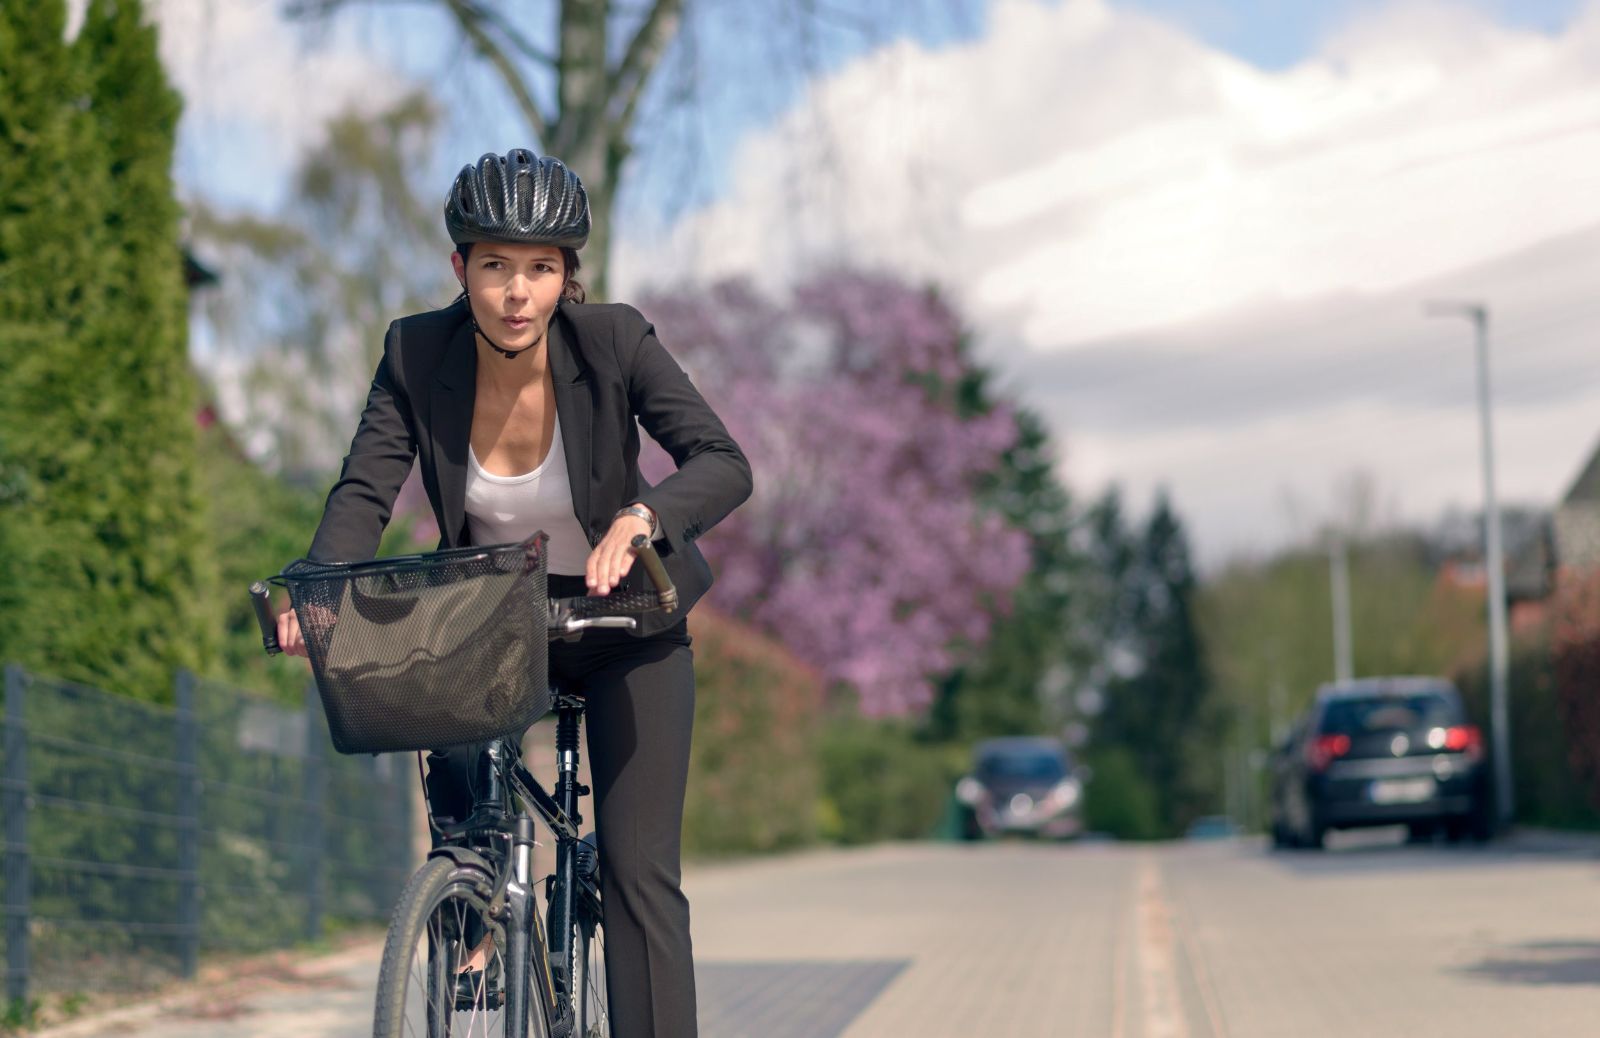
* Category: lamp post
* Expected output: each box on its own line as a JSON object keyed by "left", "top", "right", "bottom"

{"left": 1329, "top": 533, "right": 1353, "bottom": 684}
{"left": 1425, "top": 301, "right": 1513, "bottom": 830}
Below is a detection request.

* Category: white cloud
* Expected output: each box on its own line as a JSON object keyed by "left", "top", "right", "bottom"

{"left": 615, "top": 0, "right": 1600, "bottom": 560}
{"left": 149, "top": 0, "right": 408, "bottom": 210}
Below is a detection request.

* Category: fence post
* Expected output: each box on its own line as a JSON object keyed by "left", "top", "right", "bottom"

{"left": 174, "top": 670, "right": 200, "bottom": 978}
{"left": 303, "top": 683, "right": 325, "bottom": 942}
{"left": 4, "top": 665, "right": 30, "bottom": 1006}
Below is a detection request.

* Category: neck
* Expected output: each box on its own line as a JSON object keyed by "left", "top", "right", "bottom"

{"left": 474, "top": 328, "right": 550, "bottom": 393}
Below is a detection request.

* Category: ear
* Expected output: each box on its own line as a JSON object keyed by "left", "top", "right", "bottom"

{"left": 450, "top": 250, "right": 467, "bottom": 287}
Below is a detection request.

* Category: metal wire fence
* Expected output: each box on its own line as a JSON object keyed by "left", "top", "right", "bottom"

{"left": 1, "top": 664, "right": 415, "bottom": 1003}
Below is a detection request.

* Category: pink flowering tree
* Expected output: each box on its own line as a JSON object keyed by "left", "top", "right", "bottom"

{"left": 638, "top": 272, "right": 1032, "bottom": 715}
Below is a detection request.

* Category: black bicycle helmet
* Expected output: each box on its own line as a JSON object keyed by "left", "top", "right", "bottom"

{"left": 444, "top": 149, "right": 590, "bottom": 249}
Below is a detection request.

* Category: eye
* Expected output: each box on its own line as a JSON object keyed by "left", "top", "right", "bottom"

{"left": 482, "top": 260, "right": 505, "bottom": 270}
{"left": 535, "top": 262, "right": 555, "bottom": 273}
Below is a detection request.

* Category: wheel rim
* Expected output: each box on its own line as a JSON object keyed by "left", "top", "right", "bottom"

{"left": 397, "top": 883, "right": 533, "bottom": 1038}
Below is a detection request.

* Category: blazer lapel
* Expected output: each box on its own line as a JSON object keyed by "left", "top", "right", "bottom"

{"left": 430, "top": 319, "right": 477, "bottom": 548}
{"left": 548, "top": 306, "right": 593, "bottom": 539}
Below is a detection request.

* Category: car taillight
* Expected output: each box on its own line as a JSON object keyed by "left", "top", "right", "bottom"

{"left": 1305, "top": 734, "right": 1351, "bottom": 772}
{"left": 1444, "top": 725, "right": 1483, "bottom": 759}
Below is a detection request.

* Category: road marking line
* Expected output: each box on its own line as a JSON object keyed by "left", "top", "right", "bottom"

{"left": 1169, "top": 883, "right": 1229, "bottom": 1038}
{"left": 1112, "top": 873, "right": 1129, "bottom": 1038}
{"left": 1136, "top": 856, "right": 1189, "bottom": 1038}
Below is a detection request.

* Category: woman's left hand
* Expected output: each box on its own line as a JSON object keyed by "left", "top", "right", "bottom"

{"left": 586, "top": 510, "right": 655, "bottom": 595}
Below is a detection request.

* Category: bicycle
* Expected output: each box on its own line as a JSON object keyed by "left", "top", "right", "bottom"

{"left": 249, "top": 532, "right": 678, "bottom": 1038}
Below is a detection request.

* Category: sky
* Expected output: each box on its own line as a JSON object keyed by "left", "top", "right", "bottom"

{"left": 145, "top": 0, "right": 1600, "bottom": 564}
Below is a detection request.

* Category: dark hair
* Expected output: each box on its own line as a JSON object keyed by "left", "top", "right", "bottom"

{"left": 453, "top": 243, "right": 586, "bottom": 304}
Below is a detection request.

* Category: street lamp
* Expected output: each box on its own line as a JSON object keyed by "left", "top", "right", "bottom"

{"left": 1424, "top": 301, "right": 1513, "bottom": 830}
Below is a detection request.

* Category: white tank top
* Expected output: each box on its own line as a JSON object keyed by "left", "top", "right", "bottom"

{"left": 464, "top": 411, "right": 592, "bottom": 575}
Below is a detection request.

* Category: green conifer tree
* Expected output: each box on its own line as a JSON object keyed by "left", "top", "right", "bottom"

{"left": 76, "top": 0, "right": 216, "bottom": 694}
{"left": 1096, "top": 493, "right": 1216, "bottom": 832}
{"left": 0, "top": 0, "right": 214, "bottom": 698}
{"left": 0, "top": 0, "right": 107, "bottom": 671}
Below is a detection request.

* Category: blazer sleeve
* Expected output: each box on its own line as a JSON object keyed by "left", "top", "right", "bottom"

{"left": 307, "top": 322, "right": 418, "bottom": 563}
{"left": 620, "top": 309, "right": 753, "bottom": 556}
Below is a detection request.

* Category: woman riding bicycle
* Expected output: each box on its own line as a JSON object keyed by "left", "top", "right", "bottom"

{"left": 275, "top": 148, "right": 752, "bottom": 1037}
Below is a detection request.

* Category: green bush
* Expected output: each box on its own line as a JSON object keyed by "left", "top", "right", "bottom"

{"left": 1081, "top": 745, "right": 1164, "bottom": 840}
{"left": 814, "top": 716, "right": 964, "bottom": 845}
{"left": 681, "top": 610, "right": 823, "bottom": 856}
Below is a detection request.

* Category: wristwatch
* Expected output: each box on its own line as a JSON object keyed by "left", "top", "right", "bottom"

{"left": 614, "top": 503, "right": 659, "bottom": 539}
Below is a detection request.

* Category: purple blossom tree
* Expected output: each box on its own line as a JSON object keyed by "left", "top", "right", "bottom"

{"left": 639, "top": 272, "right": 1032, "bottom": 715}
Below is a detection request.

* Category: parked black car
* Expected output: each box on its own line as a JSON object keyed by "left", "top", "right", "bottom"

{"left": 1269, "top": 677, "right": 1491, "bottom": 849}
{"left": 954, "top": 737, "right": 1083, "bottom": 841}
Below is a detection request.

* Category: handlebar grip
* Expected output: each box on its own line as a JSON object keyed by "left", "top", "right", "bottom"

{"left": 249, "top": 582, "right": 282, "bottom": 656}
{"left": 630, "top": 535, "right": 678, "bottom": 614}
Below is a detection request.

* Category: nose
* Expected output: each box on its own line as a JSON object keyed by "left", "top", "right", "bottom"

{"left": 505, "top": 273, "right": 531, "bottom": 304}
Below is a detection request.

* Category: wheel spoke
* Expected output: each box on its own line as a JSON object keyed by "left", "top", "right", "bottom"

{"left": 380, "top": 867, "right": 522, "bottom": 1038}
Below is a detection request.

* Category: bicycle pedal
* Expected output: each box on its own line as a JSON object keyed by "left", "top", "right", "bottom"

{"left": 454, "top": 968, "right": 504, "bottom": 1011}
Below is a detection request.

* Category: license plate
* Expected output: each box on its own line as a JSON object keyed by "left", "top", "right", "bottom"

{"left": 1370, "top": 777, "right": 1435, "bottom": 804}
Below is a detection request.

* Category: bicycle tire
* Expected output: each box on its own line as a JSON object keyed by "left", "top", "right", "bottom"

{"left": 573, "top": 898, "right": 609, "bottom": 1037}
{"left": 373, "top": 855, "right": 552, "bottom": 1038}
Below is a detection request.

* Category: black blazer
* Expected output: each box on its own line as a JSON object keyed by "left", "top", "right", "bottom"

{"left": 308, "top": 297, "right": 752, "bottom": 636}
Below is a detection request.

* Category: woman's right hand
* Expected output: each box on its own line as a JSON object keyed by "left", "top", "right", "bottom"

{"left": 277, "top": 607, "right": 308, "bottom": 657}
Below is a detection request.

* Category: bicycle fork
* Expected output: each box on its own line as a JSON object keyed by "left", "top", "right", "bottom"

{"left": 504, "top": 812, "right": 542, "bottom": 1038}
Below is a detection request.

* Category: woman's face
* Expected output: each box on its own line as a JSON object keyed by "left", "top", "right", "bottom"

{"left": 452, "top": 242, "right": 566, "bottom": 352}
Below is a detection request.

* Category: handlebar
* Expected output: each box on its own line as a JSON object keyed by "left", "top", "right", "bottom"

{"left": 249, "top": 582, "right": 281, "bottom": 656}
{"left": 630, "top": 533, "right": 678, "bottom": 613}
{"left": 248, "top": 536, "right": 677, "bottom": 655}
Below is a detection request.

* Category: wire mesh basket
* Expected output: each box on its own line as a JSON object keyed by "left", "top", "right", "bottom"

{"left": 277, "top": 534, "right": 551, "bottom": 754}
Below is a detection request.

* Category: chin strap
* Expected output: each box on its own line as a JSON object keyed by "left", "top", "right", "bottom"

{"left": 464, "top": 285, "right": 543, "bottom": 360}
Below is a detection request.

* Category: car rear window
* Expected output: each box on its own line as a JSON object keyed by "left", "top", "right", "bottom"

{"left": 977, "top": 751, "right": 1067, "bottom": 782}
{"left": 1319, "top": 692, "right": 1463, "bottom": 735}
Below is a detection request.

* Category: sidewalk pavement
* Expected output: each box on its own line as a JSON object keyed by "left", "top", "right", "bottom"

{"left": 28, "top": 826, "right": 1600, "bottom": 1037}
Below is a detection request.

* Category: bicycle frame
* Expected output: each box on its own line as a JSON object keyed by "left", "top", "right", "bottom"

{"left": 426, "top": 688, "right": 596, "bottom": 1038}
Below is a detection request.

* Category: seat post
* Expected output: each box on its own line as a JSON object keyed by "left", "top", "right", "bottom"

{"left": 553, "top": 691, "right": 584, "bottom": 825}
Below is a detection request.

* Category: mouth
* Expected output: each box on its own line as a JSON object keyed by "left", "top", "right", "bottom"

{"left": 502, "top": 315, "right": 533, "bottom": 332}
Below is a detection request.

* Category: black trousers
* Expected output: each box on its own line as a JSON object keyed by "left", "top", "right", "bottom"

{"left": 427, "top": 593, "right": 699, "bottom": 1037}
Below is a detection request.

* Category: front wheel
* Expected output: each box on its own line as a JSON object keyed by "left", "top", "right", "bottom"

{"left": 573, "top": 902, "right": 609, "bottom": 1037}
{"left": 570, "top": 833, "right": 611, "bottom": 1037}
{"left": 373, "top": 855, "right": 551, "bottom": 1038}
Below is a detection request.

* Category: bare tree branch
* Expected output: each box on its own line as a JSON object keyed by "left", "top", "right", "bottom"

{"left": 284, "top": 0, "right": 435, "bottom": 20}
{"left": 611, "top": 0, "right": 683, "bottom": 128}
{"left": 286, "top": 0, "right": 555, "bottom": 139}
{"left": 443, "top": 0, "right": 550, "bottom": 143}
{"left": 467, "top": 1, "right": 558, "bottom": 68}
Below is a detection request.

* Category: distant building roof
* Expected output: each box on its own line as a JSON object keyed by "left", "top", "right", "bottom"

{"left": 1432, "top": 507, "right": 1554, "bottom": 601}
{"left": 1562, "top": 437, "right": 1600, "bottom": 506}
{"left": 1556, "top": 438, "right": 1600, "bottom": 572}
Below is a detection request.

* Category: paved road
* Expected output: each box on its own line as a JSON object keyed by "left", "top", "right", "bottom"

{"left": 44, "top": 828, "right": 1600, "bottom": 1037}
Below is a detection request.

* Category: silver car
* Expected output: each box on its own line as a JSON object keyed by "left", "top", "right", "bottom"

{"left": 955, "top": 737, "right": 1084, "bottom": 840}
